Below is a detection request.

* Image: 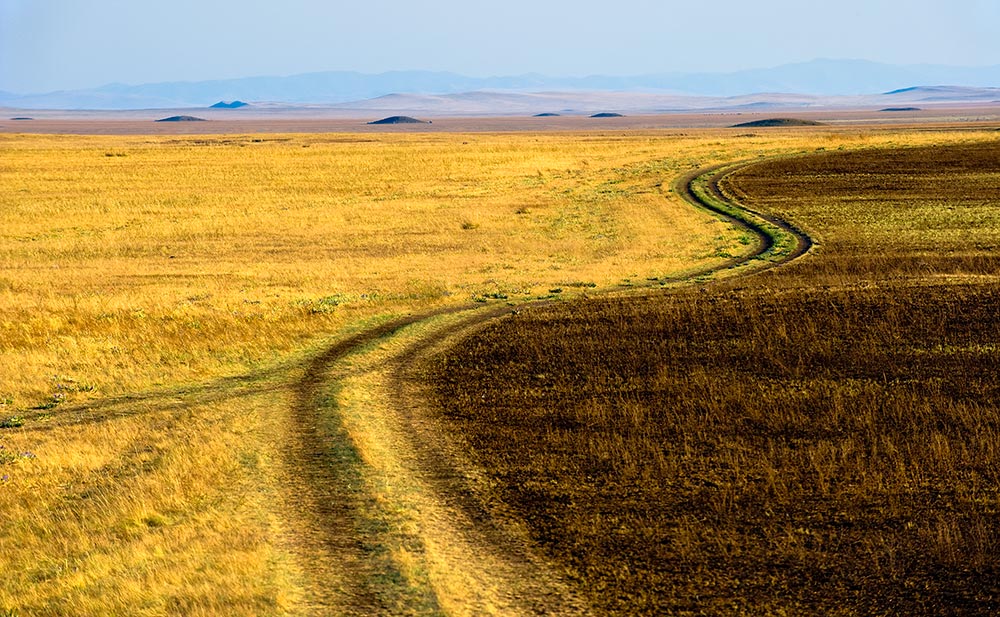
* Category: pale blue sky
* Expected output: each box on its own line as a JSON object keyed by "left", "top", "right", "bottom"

{"left": 2, "top": 0, "right": 999, "bottom": 93}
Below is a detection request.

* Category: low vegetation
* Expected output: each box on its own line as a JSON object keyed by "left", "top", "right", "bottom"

{"left": 0, "top": 129, "right": 799, "bottom": 613}
{"left": 2, "top": 127, "right": 992, "bottom": 613}
{"left": 430, "top": 138, "right": 1000, "bottom": 614}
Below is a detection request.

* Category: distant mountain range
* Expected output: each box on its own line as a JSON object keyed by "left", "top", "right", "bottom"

{"left": 1, "top": 59, "right": 999, "bottom": 110}
{"left": 321, "top": 87, "right": 1000, "bottom": 116}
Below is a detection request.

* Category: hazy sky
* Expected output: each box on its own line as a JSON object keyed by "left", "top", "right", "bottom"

{"left": 2, "top": 0, "right": 999, "bottom": 93}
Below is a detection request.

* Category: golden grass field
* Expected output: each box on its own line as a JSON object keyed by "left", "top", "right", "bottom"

{"left": 0, "top": 127, "right": 996, "bottom": 614}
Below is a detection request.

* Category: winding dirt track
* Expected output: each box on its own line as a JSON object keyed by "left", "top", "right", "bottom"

{"left": 289, "top": 160, "right": 814, "bottom": 614}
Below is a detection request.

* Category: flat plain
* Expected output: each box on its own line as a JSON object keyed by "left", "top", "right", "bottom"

{"left": 1, "top": 124, "right": 998, "bottom": 614}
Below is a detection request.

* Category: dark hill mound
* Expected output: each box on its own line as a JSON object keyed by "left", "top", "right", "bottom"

{"left": 10, "top": 117, "right": 33, "bottom": 120}
{"left": 367, "top": 116, "right": 430, "bottom": 125}
{"left": 880, "top": 107, "right": 921, "bottom": 112}
{"left": 731, "top": 118, "right": 825, "bottom": 128}
{"left": 210, "top": 100, "right": 249, "bottom": 109}
{"left": 534, "top": 112, "right": 561, "bottom": 117}
{"left": 155, "top": 115, "right": 206, "bottom": 122}
{"left": 590, "top": 112, "right": 624, "bottom": 118}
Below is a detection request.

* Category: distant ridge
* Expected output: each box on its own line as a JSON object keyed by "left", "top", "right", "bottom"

{"left": 882, "top": 85, "right": 1000, "bottom": 100}
{"left": 210, "top": 100, "right": 248, "bottom": 109}
{"left": 4, "top": 60, "right": 1000, "bottom": 109}
{"left": 155, "top": 115, "right": 206, "bottom": 122}
{"left": 731, "top": 118, "right": 826, "bottom": 128}
{"left": 367, "top": 115, "right": 430, "bottom": 125}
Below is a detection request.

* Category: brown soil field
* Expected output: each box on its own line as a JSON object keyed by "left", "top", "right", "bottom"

{"left": 429, "top": 141, "right": 1000, "bottom": 614}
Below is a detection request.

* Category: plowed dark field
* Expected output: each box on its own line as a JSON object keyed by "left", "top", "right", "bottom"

{"left": 430, "top": 142, "right": 1000, "bottom": 615}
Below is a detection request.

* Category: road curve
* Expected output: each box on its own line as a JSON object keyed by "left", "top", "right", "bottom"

{"left": 671, "top": 161, "right": 813, "bottom": 276}
{"left": 288, "top": 159, "right": 815, "bottom": 614}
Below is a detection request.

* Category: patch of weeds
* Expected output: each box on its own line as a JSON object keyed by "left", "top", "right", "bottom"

{"left": 297, "top": 294, "right": 346, "bottom": 314}
{"left": 548, "top": 288, "right": 563, "bottom": 294}
{"left": 557, "top": 281, "right": 597, "bottom": 288}
{"left": 104, "top": 152, "right": 127, "bottom": 157}
{"left": 0, "top": 416, "right": 24, "bottom": 429}
{"left": 239, "top": 450, "right": 260, "bottom": 470}
{"left": 460, "top": 221, "right": 480, "bottom": 230}
{"left": 473, "top": 291, "right": 512, "bottom": 303}
{"left": 515, "top": 207, "right": 530, "bottom": 215}
{"left": 50, "top": 375, "right": 94, "bottom": 398}
{"left": 142, "top": 513, "right": 170, "bottom": 528}
{"left": 0, "top": 447, "right": 17, "bottom": 465}
{"left": 0, "top": 445, "right": 33, "bottom": 465}
{"left": 32, "top": 392, "right": 64, "bottom": 410}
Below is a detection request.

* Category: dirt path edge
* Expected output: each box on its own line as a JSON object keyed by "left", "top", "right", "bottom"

{"left": 289, "top": 159, "right": 815, "bottom": 614}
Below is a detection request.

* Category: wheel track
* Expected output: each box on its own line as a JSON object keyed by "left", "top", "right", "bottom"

{"left": 288, "top": 159, "right": 815, "bottom": 614}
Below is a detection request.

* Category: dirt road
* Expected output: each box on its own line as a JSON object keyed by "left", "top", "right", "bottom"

{"left": 286, "top": 160, "right": 814, "bottom": 614}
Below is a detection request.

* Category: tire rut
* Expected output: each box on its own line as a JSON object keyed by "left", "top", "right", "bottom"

{"left": 286, "top": 309, "right": 467, "bottom": 613}
{"left": 288, "top": 159, "right": 814, "bottom": 614}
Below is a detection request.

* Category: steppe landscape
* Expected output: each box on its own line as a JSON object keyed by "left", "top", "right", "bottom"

{"left": 2, "top": 109, "right": 999, "bottom": 614}
{"left": 3, "top": 2, "right": 1000, "bottom": 614}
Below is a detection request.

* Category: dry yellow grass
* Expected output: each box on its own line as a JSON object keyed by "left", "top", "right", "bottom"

{"left": 0, "top": 128, "right": 982, "bottom": 613}
{"left": 2, "top": 132, "right": 733, "bottom": 406}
